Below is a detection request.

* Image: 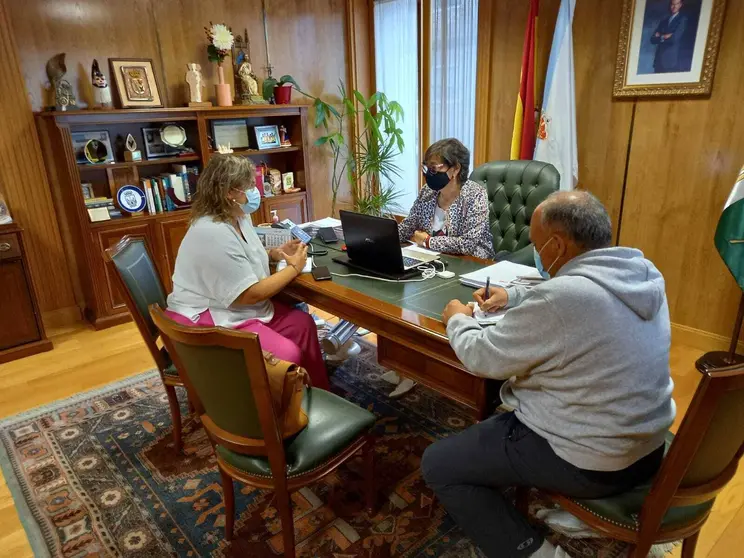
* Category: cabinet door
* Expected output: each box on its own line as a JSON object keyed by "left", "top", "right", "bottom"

{"left": 264, "top": 193, "right": 308, "bottom": 224}
{"left": 158, "top": 217, "right": 190, "bottom": 291}
{"left": 96, "top": 223, "right": 157, "bottom": 314}
{"left": 0, "top": 259, "right": 40, "bottom": 350}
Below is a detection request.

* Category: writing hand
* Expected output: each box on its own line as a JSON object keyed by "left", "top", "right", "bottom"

{"left": 442, "top": 299, "right": 474, "bottom": 326}
{"left": 473, "top": 286, "right": 508, "bottom": 312}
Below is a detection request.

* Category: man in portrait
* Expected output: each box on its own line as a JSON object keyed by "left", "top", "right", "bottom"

{"left": 650, "top": 0, "right": 689, "bottom": 73}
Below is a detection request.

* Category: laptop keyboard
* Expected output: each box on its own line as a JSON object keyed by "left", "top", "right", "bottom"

{"left": 402, "top": 256, "right": 424, "bottom": 268}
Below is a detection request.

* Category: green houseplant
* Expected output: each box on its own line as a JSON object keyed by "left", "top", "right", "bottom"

{"left": 262, "top": 75, "right": 299, "bottom": 104}
{"left": 302, "top": 83, "right": 406, "bottom": 217}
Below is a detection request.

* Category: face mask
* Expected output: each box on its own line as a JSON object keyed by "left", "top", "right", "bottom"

{"left": 425, "top": 171, "right": 451, "bottom": 192}
{"left": 533, "top": 237, "right": 556, "bottom": 280}
{"left": 237, "top": 188, "right": 261, "bottom": 214}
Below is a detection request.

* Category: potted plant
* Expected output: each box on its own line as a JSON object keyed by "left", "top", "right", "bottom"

{"left": 301, "top": 83, "right": 405, "bottom": 218}
{"left": 205, "top": 22, "right": 234, "bottom": 107}
{"left": 262, "top": 75, "right": 299, "bottom": 104}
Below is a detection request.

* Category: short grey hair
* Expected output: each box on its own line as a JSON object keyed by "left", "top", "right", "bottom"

{"left": 541, "top": 191, "right": 612, "bottom": 250}
{"left": 424, "top": 138, "right": 470, "bottom": 184}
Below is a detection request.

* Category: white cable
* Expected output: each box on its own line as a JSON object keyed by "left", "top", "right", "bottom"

{"left": 332, "top": 263, "right": 438, "bottom": 283}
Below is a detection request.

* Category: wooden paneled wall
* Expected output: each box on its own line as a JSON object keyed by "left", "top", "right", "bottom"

{"left": 4, "top": 0, "right": 349, "bottom": 320}
{"left": 477, "top": 0, "right": 744, "bottom": 343}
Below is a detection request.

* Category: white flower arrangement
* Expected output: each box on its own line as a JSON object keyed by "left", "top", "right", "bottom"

{"left": 205, "top": 22, "right": 234, "bottom": 64}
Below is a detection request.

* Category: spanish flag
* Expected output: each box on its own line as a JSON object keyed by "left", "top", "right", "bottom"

{"left": 511, "top": 0, "right": 539, "bottom": 160}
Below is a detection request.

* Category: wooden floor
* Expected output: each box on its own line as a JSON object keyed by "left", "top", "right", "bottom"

{"left": 0, "top": 319, "right": 741, "bottom": 557}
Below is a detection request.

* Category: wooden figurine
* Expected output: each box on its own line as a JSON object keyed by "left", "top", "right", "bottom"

{"left": 186, "top": 63, "right": 211, "bottom": 107}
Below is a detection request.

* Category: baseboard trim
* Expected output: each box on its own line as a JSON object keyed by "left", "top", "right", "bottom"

{"left": 671, "top": 323, "right": 744, "bottom": 354}
{"left": 42, "top": 306, "right": 82, "bottom": 330}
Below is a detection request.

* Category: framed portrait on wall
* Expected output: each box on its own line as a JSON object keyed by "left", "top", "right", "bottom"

{"left": 109, "top": 58, "right": 163, "bottom": 108}
{"left": 613, "top": 0, "right": 726, "bottom": 97}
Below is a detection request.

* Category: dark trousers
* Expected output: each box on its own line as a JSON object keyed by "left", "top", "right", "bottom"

{"left": 421, "top": 412, "right": 663, "bottom": 558}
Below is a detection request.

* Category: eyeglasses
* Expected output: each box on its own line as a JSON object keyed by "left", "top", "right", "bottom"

{"left": 421, "top": 162, "right": 449, "bottom": 176}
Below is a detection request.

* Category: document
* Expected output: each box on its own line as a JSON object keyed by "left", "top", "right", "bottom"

{"left": 473, "top": 303, "right": 507, "bottom": 325}
{"left": 459, "top": 261, "right": 541, "bottom": 289}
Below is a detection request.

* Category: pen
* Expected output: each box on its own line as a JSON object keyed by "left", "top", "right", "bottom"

{"left": 485, "top": 276, "right": 491, "bottom": 300}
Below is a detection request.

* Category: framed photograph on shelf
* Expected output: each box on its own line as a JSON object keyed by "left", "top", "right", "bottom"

{"left": 212, "top": 120, "right": 250, "bottom": 150}
{"left": 109, "top": 58, "right": 163, "bottom": 108}
{"left": 71, "top": 130, "right": 115, "bottom": 164}
{"left": 254, "top": 125, "right": 281, "bottom": 150}
{"left": 142, "top": 128, "right": 179, "bottom": 159}
{"left": 614, "top": 0, "right": 726, "bottom": 97}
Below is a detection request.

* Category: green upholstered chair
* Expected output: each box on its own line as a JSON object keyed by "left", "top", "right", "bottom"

{"left": 105, "top": 236, "right": 188, "bottom": 452}
{"left": 517, "top": 361, "right": 744, "bottom": 558}
{"left": 149, "top": 305, "right": 376, "bottom": 555}
{"left": 470, "top": 160, "right": 560, "bottom": 266}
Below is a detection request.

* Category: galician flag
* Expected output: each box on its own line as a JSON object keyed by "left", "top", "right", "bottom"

{"left": 510, "top": 0, "right": 539, "bottom": 160}
{"left": 533, "top": 0, "right": 578, "bottom": 190}
{"left": 715, "top": 165, "right": 744, "bottom": 291}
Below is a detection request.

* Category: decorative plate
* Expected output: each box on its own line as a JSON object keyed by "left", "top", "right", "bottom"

{"left": 83, "top": 139, "right": 110, "bottom": 164}
{"left": 117, "top": 185, "right": 147, "bottom": 213}
{"left": 160, "top": 124, "right": 187, "bottom": 147}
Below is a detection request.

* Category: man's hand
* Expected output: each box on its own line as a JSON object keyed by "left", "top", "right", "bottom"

{"left": 270, "top": 238, "right": 302, "bottom": 262}
{"left": 662, "top": 33, "right": 672, "bottom": 39}
{"left": 442, "top": 299, "right": 473, "bottom": 326}
{"left": 473, "top": 286, "right": 508, "bottom": 312}
{"left": 412, "top": 230, "right": 430, "bottom": 247}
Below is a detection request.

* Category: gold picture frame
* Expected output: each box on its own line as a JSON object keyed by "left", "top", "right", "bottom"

{"left": 108, "top": 58, "right": 163, "bottom": 108}
{"left": 613, "top": 0, "right": 726, "bottom": 97}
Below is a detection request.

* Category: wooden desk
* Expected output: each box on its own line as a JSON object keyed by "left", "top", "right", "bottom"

{"left": 285, "top": 244, "right": 498, "bottom": 419}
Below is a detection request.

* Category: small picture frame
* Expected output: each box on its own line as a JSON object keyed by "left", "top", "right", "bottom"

{"left": 71, "top": 130, "right": 115, "bottom": 165}
{"left": 254, "top": 125, "right": 281, "bottom": 150}
{"left": 108, "top": 58, "right": 163, "bottom": 108}
{"left": 212, "top": 120, "right": 250, "bottom": 150}
{"left": 142, "top": 127, "right": 179, "bottom": 159}
{"left": 81, "top": 183, "right": 94, "bottom": 199}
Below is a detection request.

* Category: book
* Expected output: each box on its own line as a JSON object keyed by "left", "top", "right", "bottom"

{"left": 169, "top": 173, "right": 186, "bottom": 204}
{"left": 161, "top": 175, "right": 176, "bottom": 211}
{"left": 150, "top": 178, "right": 163, "bottom": 213}
{"left": 180, "top": 172, "right": 191, "bottom": 202}
{"left": 458, "top": 261, "right": 541, "bottom": 289}
{"left": 141, "top": 179, "right": 155, "bottom": 214}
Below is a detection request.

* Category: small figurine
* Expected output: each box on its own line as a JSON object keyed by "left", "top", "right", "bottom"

{"left": 279, "top": 125, "right": 292, "bottom": 147}
{"left": 186, "top": 63, "right": 211, "bottom": 107}
{"left": 91, "top": 59, "right": 112, "bottom": 109}
{"left": 124, "top": 134, "right": 142, "bottom": 161}
{"left": 217, "top": 143, "right": 234, "bottom": 154}
{"left": 237, "top": 60, "right": 268, "bottom": 105}
{"left": 46, "top": 53, "right": 76, "bottom": 111}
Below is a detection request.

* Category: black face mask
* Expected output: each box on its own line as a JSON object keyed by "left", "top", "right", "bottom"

{"left": 425, "top": 171, "right": 450, "bottom": 191}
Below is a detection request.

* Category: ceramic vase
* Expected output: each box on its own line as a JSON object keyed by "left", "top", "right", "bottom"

{"left": 215, "top": 63, "right": 232, "bottom": 107}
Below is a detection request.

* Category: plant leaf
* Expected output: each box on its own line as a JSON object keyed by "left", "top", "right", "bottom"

{"left": 327, "top": 104, "right": 341, "bottom": 119}
{"left": 262, "top": 78, "right": 278, "bottom": 100}
{"left": 354, "top": 90, "right": 368, "bottom": 108}
{"left": 279, "top": 75, "right": 299, "bottom": 88}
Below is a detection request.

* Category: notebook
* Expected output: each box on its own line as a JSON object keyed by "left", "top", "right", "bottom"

{"left": 459, "top": 261, "right": 542, "bottom": 289}
{"left": 473, "top": 303, "right": 507, "bottom": 325}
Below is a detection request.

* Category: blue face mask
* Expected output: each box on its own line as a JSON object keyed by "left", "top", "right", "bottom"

{"left": 533, "top": 238, "right": 555, "bottom": 280}
{"left": 241, "top": 188, "right": 262, "bottom": 214}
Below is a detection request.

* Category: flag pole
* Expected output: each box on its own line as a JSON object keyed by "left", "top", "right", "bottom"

{"left": 697, "top": 292, "right": 744, "bottom": 371}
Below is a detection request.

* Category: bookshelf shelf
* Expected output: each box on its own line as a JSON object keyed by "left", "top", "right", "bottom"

{"left": 77, "top": 154, "right": 200, "bottom": 171}
{"left": 208, "top": 146, "right": 301, "bottom": 157}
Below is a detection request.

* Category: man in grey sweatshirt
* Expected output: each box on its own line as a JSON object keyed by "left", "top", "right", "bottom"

{"left": 422, "top": 191, "right": 676, "bottom": 558}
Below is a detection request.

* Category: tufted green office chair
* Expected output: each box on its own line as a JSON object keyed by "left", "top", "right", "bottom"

{"left": 470, "top": 160, "right": 560, "bottom": 266}
{"left": 105, "top": 236, "right": 188, "bottom": 452}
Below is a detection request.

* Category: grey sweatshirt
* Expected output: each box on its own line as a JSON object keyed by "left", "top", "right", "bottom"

{"left": 446, "top": 247, "right": 676, "bottom": 472}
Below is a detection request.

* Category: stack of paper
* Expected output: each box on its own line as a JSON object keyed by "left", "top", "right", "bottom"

{"left": 473, "top": 303, "right": 507, "bottom": 325}
{"left": 299, "top": 217, "right": 344, "bottom": 241}
{"left": 459, "top": 261, "right": 541, "bottom": 289}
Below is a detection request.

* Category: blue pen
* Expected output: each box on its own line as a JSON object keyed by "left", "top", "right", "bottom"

{"left": 485, "top": 276, "right": 491, "bottom": 301}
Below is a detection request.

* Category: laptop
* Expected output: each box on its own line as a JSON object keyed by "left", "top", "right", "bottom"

{"left": 333, "top": 210, "right": 439, "bottom": 279}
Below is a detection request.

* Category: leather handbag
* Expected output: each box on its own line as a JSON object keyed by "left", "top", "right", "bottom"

{"left": 263, "top": 350, "right": 310, "bottom": 438}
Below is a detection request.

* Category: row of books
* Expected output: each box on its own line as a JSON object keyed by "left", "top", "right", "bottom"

{"left": 140, "top": 166, "right": 198, "bottom": 215}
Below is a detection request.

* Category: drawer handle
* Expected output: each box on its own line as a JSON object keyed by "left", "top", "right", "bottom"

{"left": 0, "top": 242, "right": 10, "bottom": 252}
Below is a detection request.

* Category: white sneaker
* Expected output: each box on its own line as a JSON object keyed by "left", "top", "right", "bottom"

{"left": 388, "top": 378, "right": 416, "bottom": 398}
{"left": 381, "top": 371, "right": 401, "bottom": 385}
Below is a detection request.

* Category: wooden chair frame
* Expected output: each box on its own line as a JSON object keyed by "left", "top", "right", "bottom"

{"left": 517, "top": 363, "right": 744, "bottom": 557}
{"left": 149, "top": 304, "right": 375, "bottom": 556}
{"left": 104, "top": 235, "right": 188, "bottom": 452}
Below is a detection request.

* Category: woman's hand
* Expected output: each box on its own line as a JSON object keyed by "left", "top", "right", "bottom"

{"left": 412, "top": 230, "right": 430, "bottom": 247}
{"left": 270, "top": 239, "right": 302, "bottom": 262}
{"left": 473, "top": 286, "right": 508, "bottom": 312}
{"left": 282, "top": 244, "right": 308, "bottom": 274}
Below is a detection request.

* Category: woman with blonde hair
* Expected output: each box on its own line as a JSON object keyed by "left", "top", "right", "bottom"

{"left": 166, "top": 154, "right": 329, "bottom": 389}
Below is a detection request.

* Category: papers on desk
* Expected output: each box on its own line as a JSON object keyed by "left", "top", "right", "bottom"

{"left": 459, "top": 261, "right": 542, "bottom": 289}
{"left": 299, "top": 217, "right": 342, "bottom": 229}
{"left": 473, "top": 303, "right": 507, "bottom": 325}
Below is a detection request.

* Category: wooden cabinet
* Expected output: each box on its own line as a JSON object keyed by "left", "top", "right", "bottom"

{"left": 36, "top": 105, "right": 315, "bottom": 329}
{"left": 0, "top": 224, "right": 52, "bottom": 363}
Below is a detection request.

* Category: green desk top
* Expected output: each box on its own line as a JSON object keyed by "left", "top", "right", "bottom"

{"left": 308, "top": 240, "right": 485, "bottom": 320}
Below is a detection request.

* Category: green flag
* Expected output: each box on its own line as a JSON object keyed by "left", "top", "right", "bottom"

{"left": 715, "top": 165, "right": 744, "bottom": 291}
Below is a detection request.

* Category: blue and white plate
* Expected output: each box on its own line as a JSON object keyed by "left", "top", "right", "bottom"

{"left": 117, "top": 185, "right": 147, "bottom": 213}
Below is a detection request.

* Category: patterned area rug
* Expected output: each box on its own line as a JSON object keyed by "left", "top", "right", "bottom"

{"left": 1, "top": 338, "right": 655, "bottom": 557}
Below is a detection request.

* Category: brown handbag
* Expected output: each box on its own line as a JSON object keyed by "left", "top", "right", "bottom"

{"left": 262, "top": 350, "right": 310, "bottom": 438}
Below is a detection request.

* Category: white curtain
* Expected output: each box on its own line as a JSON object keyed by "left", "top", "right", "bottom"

{"left": 374, "top": 0, "right": 420, "bottom": 213}
{"left": 429, "top": 0, "right": 479, "bottom": 170}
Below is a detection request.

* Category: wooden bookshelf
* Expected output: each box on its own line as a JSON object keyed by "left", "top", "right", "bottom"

{"left": 36, "top": 105, "right": 313, "bottom": 329}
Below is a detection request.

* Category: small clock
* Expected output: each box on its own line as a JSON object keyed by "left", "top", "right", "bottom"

{"left": 117, "top": 185, "right": 147, "bottom": 214}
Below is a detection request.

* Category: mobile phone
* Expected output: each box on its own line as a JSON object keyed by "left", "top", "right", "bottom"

{"left": 311, "top": 266, "right": 332, "bottom": 281}
{"left": 278, "top": 218, "right": 312, "bottom": 244}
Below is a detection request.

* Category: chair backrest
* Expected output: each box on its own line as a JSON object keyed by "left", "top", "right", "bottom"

{"left": 469, "top": 160, "right": 560, "bottom": 256}
{"left": 149, "top": 304, "right": 284, "bottom": 458}
{"left": 105, "top": 236, "right": 168, "bottom": 367}
{"left": 638, "top": 362, "right": 744, "bottom": 535}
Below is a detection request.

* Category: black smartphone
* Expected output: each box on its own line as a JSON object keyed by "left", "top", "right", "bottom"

{"left": 311, "top": 266, "right": 332, "bottom": 281}
{"left": 317, "top": 227, "right": 338, "bottom": 243}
